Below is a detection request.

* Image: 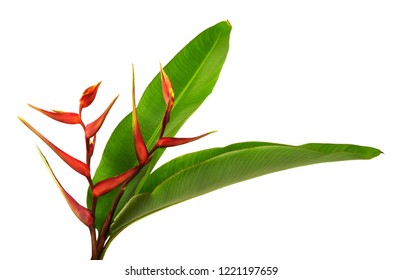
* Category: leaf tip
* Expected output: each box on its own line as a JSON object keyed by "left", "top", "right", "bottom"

{"left": 365, "top": 146, "right": 383, "bottom": 159}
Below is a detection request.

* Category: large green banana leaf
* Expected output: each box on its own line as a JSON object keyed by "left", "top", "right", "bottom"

{"left": 89, "top": 21, "right": 232, "bottom": 230}
{"left": 109, "top": 142, "right": 381, "bottom": 236}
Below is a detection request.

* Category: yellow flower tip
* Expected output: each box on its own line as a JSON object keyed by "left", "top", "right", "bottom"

{"left": 94, "top": 81, "right": 102, "bottom": 89}
{"left": 18, "top": 116, "right": 35, "bottom": 129}
{"left": 160, "top": 64, "right": 174, "bottom": 106}
{"left": 159, "top": 64, "right": 167, "bottom": 78}
{"left": 86, "top": 81, "right": 102, "bottom": 94}
{"left": 18, "top": 116, "right": 27, "bottom": 125}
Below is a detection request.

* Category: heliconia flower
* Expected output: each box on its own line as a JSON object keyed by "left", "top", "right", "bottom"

{"left": 28, "top": 104, "right": 81, "bottom": 124}
{"left": 159, "top": 64, "right": 175, "bottom": 138}
{"left": 160, "top": 63, "right": 174, "bottom": 106}
{"left": 156, "top": 131, "right": 216, "bottom": 148}
{"left": 18, "top": 116, "right": 90, "bottom": 177}
{"left": 79, "top": 81, "right": 102, "bottom": 115}
{"left": 85, "top": 95, "right": 119, "bottom": 139}
{"left": 131, "top": 64, "right": 148, "bottom": 165}
{"left": 92, "top": 166, "right": 140, "bottom": 197}
{"left": 38, "top": 147, "right": 93, "bottom": 227}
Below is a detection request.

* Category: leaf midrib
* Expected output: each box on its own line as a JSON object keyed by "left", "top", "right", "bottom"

{"left": 145, "top": 30, "right": 224, "bottom": 150}
{"left": 147, "top": 144, "right": 338, "bottom": 196}
{"left": 133, "top": 31, "right": 225, "bottom": 195}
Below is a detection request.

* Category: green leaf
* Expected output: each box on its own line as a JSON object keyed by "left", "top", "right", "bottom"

{"left": 110, "top": 142, "right": 381, "bottom": 236}
{"left": 89, "top": 21, "right": 232, "bottom": 230}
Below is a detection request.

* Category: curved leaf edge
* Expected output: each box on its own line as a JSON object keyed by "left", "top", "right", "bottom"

{"left": 109, "top": 141, "right": 381, "bottom": 236}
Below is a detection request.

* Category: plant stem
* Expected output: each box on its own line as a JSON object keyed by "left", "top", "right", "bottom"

{"left": 94, "top": 186, "right": 125, "bottom": 258}
{"left": 89, "top": 225, "right": 97, "bottom": 259}
{"left": 81, "top": 120, "right": 99, "bottom": 259}
{"left": 93, "top": 155, "right": 155, "bottom": 259}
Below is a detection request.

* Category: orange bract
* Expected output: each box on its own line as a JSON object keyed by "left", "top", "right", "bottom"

{"left": 92, "top": 166, "right": 139, "bottom": 197}
{"left": 157, "top": 131, "right": 215, "bottom": 148}
{"left": 85, "top": 95, "right": 119, "bottom": 139}
{"left": 131, "top": 65, "right": 148, "bottom": 165}
{"left": 160, "top": 64, "right": 174, "bottom": 106}
{"left": 38, "top": 148, "right": 93, "bottom": 227}
{"left": 19, "top": 117, "right": 90, "bottom": 177}
{"left": 28, "top": 104, "right": 81, "bottom": 124}
{"left": 79, "top": 81, "right": 102, "bottom": 114}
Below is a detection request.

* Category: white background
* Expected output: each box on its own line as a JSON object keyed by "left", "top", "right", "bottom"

{"left": 1, "top": 0, "right": 401, "bottom": 279}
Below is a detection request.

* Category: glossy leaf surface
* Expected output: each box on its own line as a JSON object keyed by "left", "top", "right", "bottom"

{"left": 110, "top": 142, "right": 381, "bottom": 235}
{"left": 90, "top": 21, "right": 232, "bottom": 230}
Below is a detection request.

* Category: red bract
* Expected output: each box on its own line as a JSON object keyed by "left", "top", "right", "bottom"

{"left": 85, "top": 95, "right": 119, "bottom": 139}
{"left": 92, "top": 166, "right": 139, "bottom": 197}
{"left": 19, "top": 117, "right": 90, "bottom": 177}
{"left": 79, "top": 81, "right": 102, "bottom": 114}
{"left": 160, "top": 64, "right": 174, "bottom": 106}
{"left": 159, "top": 65, "right": 175, "bottom": 137}
{"left": 38, "top": 148, "right": 93, "bottom": 227}
{"left": 157, "top": 131, "right": 215, "bottom": 148}
{"left": 28, "top": 104, "right": 81, "bottom": 124}
{"left": 131, "top": 65, "right": 148, "bottom": 165}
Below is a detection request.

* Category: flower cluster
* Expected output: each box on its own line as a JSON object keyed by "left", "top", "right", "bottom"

{"left": 19, "top": 81, "right": 116, "bottom": 227}
{"left": 19, "top": 65, "right": 212, "bottom": 258}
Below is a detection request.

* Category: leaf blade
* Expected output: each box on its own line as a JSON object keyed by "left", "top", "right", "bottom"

{"left": 90, "top": 21, "right": 232, "bottom": 230}
{"left": 110, "top": 142, "right": 381, "bottom": 235}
